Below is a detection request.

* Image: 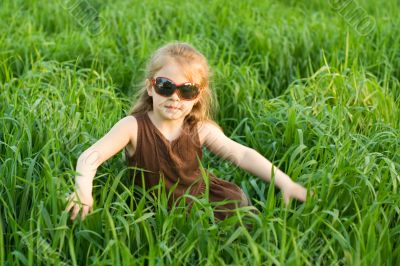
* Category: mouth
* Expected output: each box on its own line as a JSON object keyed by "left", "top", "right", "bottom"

{"left": 165, "top": 106, "right": 181, "bottom": 110}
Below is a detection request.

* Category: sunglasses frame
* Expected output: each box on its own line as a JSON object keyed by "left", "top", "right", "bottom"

{"left": 151, "top": 76, "right": 202, "bottom": 101}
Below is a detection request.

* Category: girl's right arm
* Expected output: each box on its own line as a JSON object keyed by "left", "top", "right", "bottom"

{"left": 65, "top": 116, "right": 137, "bottom": 221}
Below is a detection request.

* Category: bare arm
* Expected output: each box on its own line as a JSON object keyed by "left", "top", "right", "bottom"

{"left": 199, "top": 122, "right": 307, "bottom": 205}
{"left": 234, "top": 149, "right": 292, "bottom": 191}
{"left": 66, "top": 115, "right": 137, "bottom": 220}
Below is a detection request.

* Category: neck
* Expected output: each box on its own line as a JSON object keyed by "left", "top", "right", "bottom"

{"left": 148, "top": 110, "right": 185, "bottom": 132}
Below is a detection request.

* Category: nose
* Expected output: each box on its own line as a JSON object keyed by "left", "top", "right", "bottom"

{"left": 170, "top": 90, "right": 180, "bottom": 101}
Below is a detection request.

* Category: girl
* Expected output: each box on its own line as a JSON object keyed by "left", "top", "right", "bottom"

{"left": 65, "top": 42, "right": 308, "bottom": 221}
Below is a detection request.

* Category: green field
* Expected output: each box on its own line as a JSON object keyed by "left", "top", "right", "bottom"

{"left": 1, "top": 0, "right": 399, "bottom": 265}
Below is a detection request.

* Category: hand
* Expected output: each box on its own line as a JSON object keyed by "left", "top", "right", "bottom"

{"left": 282, "top": 181, "right": 307, "bottom": 207}
{"left": 65, "top": 192, "right": 93, "bottom": 221}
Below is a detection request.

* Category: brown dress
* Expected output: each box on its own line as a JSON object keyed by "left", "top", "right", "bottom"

{"left": 125, "top": 112, "right": 250, "bottom": 221}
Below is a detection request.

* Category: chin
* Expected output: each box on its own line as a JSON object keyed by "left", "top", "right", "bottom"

{"left": 162, "top": 111, "right": 182, "bottom": 120}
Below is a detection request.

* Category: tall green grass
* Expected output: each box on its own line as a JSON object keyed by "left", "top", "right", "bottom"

{"left": 1, "top": 0, "right": 399, "bottom": 265}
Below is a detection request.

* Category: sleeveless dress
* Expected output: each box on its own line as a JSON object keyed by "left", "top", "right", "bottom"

{"left": 125, "top": 112, "right": 250, "bottom": 221}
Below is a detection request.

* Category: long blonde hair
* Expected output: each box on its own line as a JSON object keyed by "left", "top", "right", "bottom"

{"left": 128, "top": 42, "right": 220, "bottom": 129}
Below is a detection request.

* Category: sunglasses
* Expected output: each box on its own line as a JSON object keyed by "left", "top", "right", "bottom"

{"left": 151, "top": 77, "right": 201, "bottom": 101}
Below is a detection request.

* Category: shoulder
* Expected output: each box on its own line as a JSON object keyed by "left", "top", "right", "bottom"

{"left": 196, "top": 120, "right": 224, "bottom": 146}
{"left": 122, "top": 115, "right": 140, "bottom": 136}
{"left": 118, "top": 115, "right": 139, "bottom": 157}
{"left": 118, "top": 115, "right": 138, "bottom": 129}
{"left": 111, "top": 115, "right": 138, "bottom": 140}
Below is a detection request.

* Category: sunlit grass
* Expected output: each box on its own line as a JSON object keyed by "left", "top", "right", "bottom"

{"left": 1, "top": 0, "right": 399, "bottom": 265}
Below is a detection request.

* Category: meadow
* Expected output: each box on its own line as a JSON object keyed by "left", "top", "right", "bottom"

{"left": 1, "top": 0, "right": 399, "bottom": 265}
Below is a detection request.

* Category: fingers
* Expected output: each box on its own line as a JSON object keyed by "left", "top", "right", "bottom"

{"left": 283, "top": 193, "right": 290, "bottom": 207}
{"left": 303, "top": 188, "right": 308, "bottom": 201}
{"left": 70, "top": 204, "right": 80, "bottom": 221}
{"left": 298, "top": 186, "right": 307, "bottom": 202}
{"left": 65, "top": 201, "right": 74, "bottom": 213}
{"left": 282, "top": 182, "right": 308, "bottom": 206}
{"left": 65, "top": 192, "right": 92, "bottom": 221}
{"left": 81, "top": 205, "right": 91, "bottom": 220}
{"left": 66, "top": 201, "right": 93, "bottom": 221}
{"left": 291, "top": 183, "right": 307, "bottom": 202}
{"left": 65, "top": 193, "right": 76, "bottom": 212}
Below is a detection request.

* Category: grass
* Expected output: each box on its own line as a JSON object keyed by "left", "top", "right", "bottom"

{"left": 1, "top": 0, "right": 399, "bottom": 265}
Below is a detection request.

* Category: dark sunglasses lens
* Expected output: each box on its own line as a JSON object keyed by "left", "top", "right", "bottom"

{"left": 155, "top": 78, "right": 175, "bottom": 96}
{"left": 179, "top": 85, "right": 199, "bottom": 99}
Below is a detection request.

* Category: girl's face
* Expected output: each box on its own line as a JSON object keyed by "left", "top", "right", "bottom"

{"left": 146, "top": 59, "right": 201, "bottom": 121}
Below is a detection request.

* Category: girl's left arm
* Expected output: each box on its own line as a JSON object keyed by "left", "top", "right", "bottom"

{"left": 199, "top": 122, "right": 307, "bottom": 205}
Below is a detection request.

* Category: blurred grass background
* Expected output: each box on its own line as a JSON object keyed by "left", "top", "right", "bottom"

{"left": 1, "top": 0, "right": 399, "bottom": 265}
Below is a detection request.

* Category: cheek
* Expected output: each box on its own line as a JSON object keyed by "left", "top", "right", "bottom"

{"left": 152, "top": 95, "right": 164, "bottom": 105}
{"left": 182, "top": 102, "right": 196, "bottom": 112}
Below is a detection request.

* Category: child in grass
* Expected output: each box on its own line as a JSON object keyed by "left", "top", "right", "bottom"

{"left": 65, "top": 42, "right": 308, "bottom": 221}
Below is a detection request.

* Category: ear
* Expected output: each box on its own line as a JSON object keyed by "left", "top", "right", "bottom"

{"left": 145, "top": 79, "right": 153, "bottom": 97}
